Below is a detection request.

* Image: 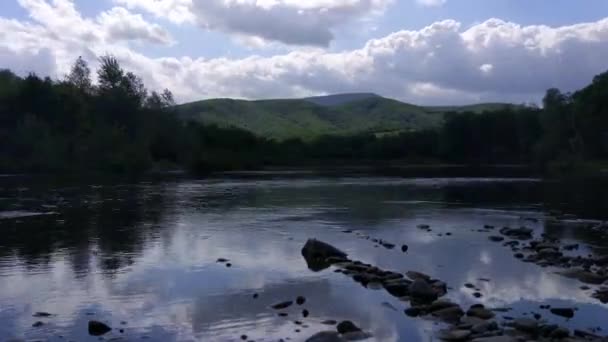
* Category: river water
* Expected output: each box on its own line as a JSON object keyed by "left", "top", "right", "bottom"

{"left": 0, "top": 174, "right": 607, "bottom": 341}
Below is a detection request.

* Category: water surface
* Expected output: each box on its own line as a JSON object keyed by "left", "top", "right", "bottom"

{"left": 1, "top": 175, "right": 607, "bottom": 341}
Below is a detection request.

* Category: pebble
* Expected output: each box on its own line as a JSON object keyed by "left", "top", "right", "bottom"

{"left": 272, "top": 301, "right": 294, "bottom": 310}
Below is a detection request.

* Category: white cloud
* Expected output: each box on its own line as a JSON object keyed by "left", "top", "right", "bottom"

{"left": 417, "top": 0, "right": 446, "bottom": 7}
{"left": 97, "top": 7, "right": 175, "bottom": 46}
{"left": 1, "top": 0, "right": 608, "bottom": 105}
{"left": 114, "top": 0, "right": 393, "bottom": 46}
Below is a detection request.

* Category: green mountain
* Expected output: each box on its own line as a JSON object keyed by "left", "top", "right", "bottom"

{"left": 176, "top": 94, "right": 513, "bottom": 140}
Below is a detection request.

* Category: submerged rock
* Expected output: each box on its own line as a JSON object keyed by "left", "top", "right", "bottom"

{"left": 500, "top": 227, "right": 533, "bottom": 239}
{"left": 342, "top": 331, "right": 372, "bottom": 341}
{"left": 432, "top": 306, "right": 465, "bottom": 323}
{"left": 296, "top": 296, "right": 306, "bottom": 305}
{"left": 467, "top": 306, "right": 495, "bottom": 320}
{"left": 272, "top": 301, "right": 294, "bottom": 310}
{"left": 512, "top": 318, "right": 538, "bottom": 333}
{"left": 32, "top": 321, "right": 44, "bottom": 328}
{"left": 401, "top": 245, "right": 409, "bottom": 253}
{"left": 550, "top": 308, "right": 575, "bottom": 319}
{"left": 437, "top": 329, "right": 472, "bottom": 341}
{"left": 88, "top": 321, "right": 112, "bottom": 336}
{"left": 33, "top": 312, "right": 53, "bottom": 318}
{"left": 306, "top": 331, "right": 346, "bottom": 342}
{"left": 489, "top": 236, "right": 505, "bottom": 242}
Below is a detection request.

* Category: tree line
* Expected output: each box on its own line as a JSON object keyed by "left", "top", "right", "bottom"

{"left": 1, "top": 56, "right": 607, "bottom": 175}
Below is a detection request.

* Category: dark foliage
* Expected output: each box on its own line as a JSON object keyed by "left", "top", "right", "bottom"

{"left": 0, "top": 56, "right": 606, "bottom": 175}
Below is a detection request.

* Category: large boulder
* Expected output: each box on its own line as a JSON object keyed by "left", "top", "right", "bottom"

{"left": 302, "top": 239, "right": 348, "bottom": 272}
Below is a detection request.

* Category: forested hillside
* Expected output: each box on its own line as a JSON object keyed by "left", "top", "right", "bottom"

{"left": 1, "top": 56, "right": 607, "bottom": 175}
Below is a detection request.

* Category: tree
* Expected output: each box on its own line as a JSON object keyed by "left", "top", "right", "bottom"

{"left": 97, "top": 55, "right": 124, "bottom": 91}
{"left": 65, "top": 56, "right": 92, "bottom": 93}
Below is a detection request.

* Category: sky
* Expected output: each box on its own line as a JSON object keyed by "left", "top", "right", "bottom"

{"left": 1, "top": 0, "right": 608, "bottom": 105}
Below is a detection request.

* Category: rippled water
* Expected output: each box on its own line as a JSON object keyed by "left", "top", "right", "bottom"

{"left": 1, "top": 175, "right": 608, "bottom": 341}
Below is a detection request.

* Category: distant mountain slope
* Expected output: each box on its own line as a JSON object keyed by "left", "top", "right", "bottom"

{"left": 304, "top": 93, "right": 381, "bottom": 106}
{"left": 176, "top": 94, "right": 513, "bottom": 140}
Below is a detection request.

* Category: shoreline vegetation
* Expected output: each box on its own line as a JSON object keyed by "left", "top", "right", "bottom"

{"left": 1, "top": 56, "right": 608, "bottom": 179}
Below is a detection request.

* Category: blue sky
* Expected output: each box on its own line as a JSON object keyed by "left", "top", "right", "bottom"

{"left": 1, "top": 0, "right": 608, "bottom": 104}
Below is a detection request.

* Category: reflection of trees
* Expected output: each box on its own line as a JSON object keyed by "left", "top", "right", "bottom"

{"left": 0, "top": 181, "right": 170, "bottom": 276}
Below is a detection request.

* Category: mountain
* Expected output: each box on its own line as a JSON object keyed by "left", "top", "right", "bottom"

{"left": 304, "top": 93, "right": 381, "bottom": 106}
{"left": 176, "top": 94, "right": 513, "bottom": 140}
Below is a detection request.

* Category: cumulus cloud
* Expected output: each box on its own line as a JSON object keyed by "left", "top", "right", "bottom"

{"left": 1, "top": 0, "right": 608, "bottom": 105}
{"left": 97, "top": 7, "right": 175, "bottom": 45}
{"left": 114, "top": 0, "right": 392, "bottom": 47}
{"left": 417, "top": 0, "right": 446, "bottom": 7}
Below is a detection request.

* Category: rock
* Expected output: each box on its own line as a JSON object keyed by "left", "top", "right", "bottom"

{"left": 550, "top": 308, "right": 575, "bottom": 319}
{"left": 563, "top": 244, "right": 579, "bottom": 251}
{"left": 32, "top": 321, "right": 44, "bottom": 327}
{"left": 557, "top": 268, "right": 608, "bottom": 285}
{"left": 489, "top": 236, "right": 505, "bottom": 242}
{"left": 550, "top": 327, "right": 570, "bottom": 338}
{"left": 33, "top": 312, "right": 53, "bottom": 317}
{"left": 241, "top": 335, "right": 248, "bottom": 340}
{"left": 432, "top": 306, "right": 465, "bottom": 323}
{"left": 327, "top": 256, "right": 349, "bottom": 264}
{"left": 431, "top": 280, "right": 448, "bottom": 297}
{"left": 306, "top": 331, "right": 346, "bottom": 342}
{"left": 409, "top": 279, "right": 438, "bottom": 302}
{"left": 336, "top": 321, "right": 361, "bottom": 334}
{"left": 513, "top": 318, "right": 538, "bottom": 333}
{"left": 406, "top": 271, "right": 432, "bottom": 282}
{"left": 381, "top": 242, "right": 395, "bottom": 249}
{"left": 418, "top": 224, "right": 431, "bottom": 230}
{"left": 472, "top": 321, "right": 499, "bottom": 334}
{"left": 384, "top": 282, "right": 410, "bottom": 297}
{"left": 216, "top": 258, "right": 229, "bottom": 263}
{"left": 322, "top": 320, "right": 338, "bottom": 325}
{"left": 405, "top": 307, "right": 422, "bottom": 317}
{"left": 539, "top": 324, "right": 559, "bottom": 337}
{"left": 465, "top": 283, "right": 475, "bottom": 289}
{"left": 500, "top": 227, "right": 533, "bottom": 239}
{"left": 272, "top": 301, "right": 294, "bottom": 310}
{"left": 437, "top": 329, "right": 472, "bottom": 341}
{"left": 88, "top": 321, "right": 112, "bottom": 336}
{"left": 303, "top": 309, "right": 310, "bottom": 318}
{"left": 471, "top": 336, "right": 519, "bottom": 342}
{"left": 226, "top": 263, "right": 232, "bottom": 267}
{"left": 473, "top": 292, "right": 483, "bottom": 298}
{"left": 296, "top": 296, "right": 306, "bottom": 305}
{"left": 429, "top": 299, "right": 459, "bottom": 313}
{"left": 301, "top": 239, "right": 348, "bottom": 272}
{"left": 278, "top": 313, "right": 289, "bottom": 317}
{"left": 592, "top": 288, "right": 608, "bottom": 303}
{"left": 467, "top": 307, "right": 495, "bottom": 320}
{"left": 342, "top": 331, "right": 372, "bottom": 341}
{"left": 538, "top": 248, "right": 563, "bottom": 259}
{"left": 401, "top": 245, "right": 409, "bottom": 252}
{"left": 514, "top": 253, "right": 524, "bottom": 259}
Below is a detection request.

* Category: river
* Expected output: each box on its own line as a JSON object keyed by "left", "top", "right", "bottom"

{"left": 1, "top": 174, "right": 607, "bottom": 341}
